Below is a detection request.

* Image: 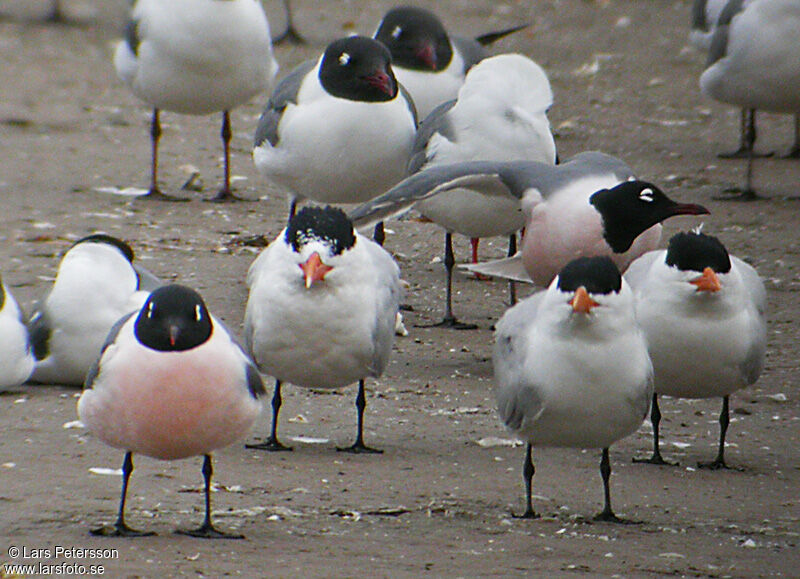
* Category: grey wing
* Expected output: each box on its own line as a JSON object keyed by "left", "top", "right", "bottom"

{"left": 622, "top": 250, "right": 664, "bottom": 290}
{"left": 122, "top": 14, "right": 140, "bottom": 55}
{"left": 559, "top": 151, "right": 635, "bottom": 182}
{"left": 408, "top": 99, "right": 457, "bottom": 174}
{"left": 399, "top": 83, "right": 419, "bottom": 129}
{"left": 253, "top": 59, "right": 316, "bottom": 148}
{"left": 452, "top": 36, "right": 487, "bottom": 72}
{"left": 84, "top": 312, "right": 135, "bottom": 390}
{"left": 134, "top": 264, "right": 163, "bottom": 292}
{"left": 706, "top": 0, "right": 745, "bottom": 66}
{"left": 366, "top": 245, "right": 401, "bottom": 377}
{"left": 493, "top": 293, "right": 546, "bottom": 431}
{"left": 27, "top": 299, "right": 52, "bottom": 361}
{"left": 734, "top": 256, "right": 767, "bottom": 384}
{"left": 213, "top": 316, "right": 267, "bottom": 399}
{"left": 348, "top": 160, "right": 524, "bottom": 228}
{"left": 691, "top": 0, "right": 711, "bottom": 32}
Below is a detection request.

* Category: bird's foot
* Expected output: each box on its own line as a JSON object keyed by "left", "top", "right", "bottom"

{"left": 511, "top": 509, "right": 540, "bottom": 520}
{"left": 90, "top": 521, "right": 155, "bottom": 537}
{"left": 140, "top": 187, "right": 190, "bottom": 202}
{"left": 246, "top": 438, "right": 293, "bottom": 452}
{"left": 718, "top": 148, "right": 773, "bottom": 159}
{"left": 418, "top": 316, "right": 478, "bottom": 330}
{"left": 205, "top": 187, "right": 253, "bottom": 203}
{"left": 175, "top": 522, "right": 244, "bottom": 540}
{"left": 336, "top": 441, "right": 383, "bottom": 454}
{"left": 781, "top": 145, "right": 800, "bottom": 159}
{"left": 273, "top": 25, "right": 305, "bottom": 45}
{"left": 592, "top": 510, "right": 640, "bottom": 525}
{"left": 697, "top": 458, "right": 732, "bottom": 470}
{"left": 632, "top": 453, "right": 678, "bottom": 466}
{"left": 712, "top": 187, "right": 765, "bottom": 202}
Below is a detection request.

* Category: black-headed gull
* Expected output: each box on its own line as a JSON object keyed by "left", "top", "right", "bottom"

{"left": 78, "top": 285, "right": 264, "bottom": 538}
{"left": 373, "top": 5, "right": 528, "bottom": 119}
{"left": 244, "top": 206, "right": 401, "bottom": 453}
{"left": 0, "top": 277, "right": 34, "bottom": 389}
{"left": 115, "top": 0, "right": 278, "bottom": 202}
{"left": 625, "top": 230, "right": 766, "bottom": 469}
{"left": 27, "top": 234, "right": 161, "bottom": 386}
{"left": 409, "top": 53, "right": 556, "bottom": 328}
{"left": 252, "top": 35, "right": 417, "bottom": 238}
{"left": 699, "top": 0, "right": 800, "bottom": 198}
{"left": 494, "top": 256, "right": 653, "bottom": 521}
{"left": 349, "top": 152, "right": 709, "bottom": 290}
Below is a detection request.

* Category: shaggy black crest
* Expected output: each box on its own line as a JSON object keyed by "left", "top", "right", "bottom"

{"left": 557, "top": 256, "right": 622, "bottom": 295}
{"left": 665, "top": 231, "right": 731, "bottom": 274}
{"left": 286, "top": 206, "right": 356, "bottom": 256}
{"left": 72, "top": 234, "right": 135, "bottom": 263}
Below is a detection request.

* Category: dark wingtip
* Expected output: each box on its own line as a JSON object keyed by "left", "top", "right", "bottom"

{"left": 475, "top": 22, "right": 530, "bottom": 46}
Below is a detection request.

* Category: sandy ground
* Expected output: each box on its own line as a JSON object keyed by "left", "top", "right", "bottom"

{"left": 0, "top": 0, "right": 799, "bottom": 577}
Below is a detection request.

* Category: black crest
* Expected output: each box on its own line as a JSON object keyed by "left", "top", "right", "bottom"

{"left": 72, "top": 234, "right": 135, "bottom": 263}
{"left": 557, "top": 256, "right": 622, "bottom": 295}
{"left": 285, "top": 206, "right": 356, "bottom": 256}
{"left": 374, "top": 6, "right": 453, "bottom": 72}
{"left": 319, "top": 36, "right": 398, "bottom": 102}
{"left": 665, "top": 231, "right": 732, "bottom": 274}
{"left": 589, "top": 181, "right": 708, "bottom": 253}
{"left": 134, "top": 285, "right": 212, "bottom": 352}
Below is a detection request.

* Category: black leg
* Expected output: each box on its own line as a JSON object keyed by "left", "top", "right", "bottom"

{"left": 698, "top": 396, "right": 732, "bottom": 470}
{"left": 594, "top": 448, "right": 626, "bottom": 523}
{"left": 507, "top": 232, "right": 518, "bottom": 306}
{"left": 373, "top": 222, "right": 385, "bottom": 246}
{"left": 634, "top": 394, "right": 677, "bottom": 466}
{"left": 337, "top": 380, "right": 382, "bottom": 454}
{"left": 176, "top": 455, "right": 244, "bottom": 539}
{"left": 783, "top": 114, "right": 800, "bottom": 159}
{"left": 247, "top": 380, "right": 292, "bottom": 451}
{"left": 422, "top": 233, "right": 477, "bottom": 330}
{"left": 91, "top": 452, "right": 155, "bottom": 537}
{"left": 715, "top": 109, "right": 766, "bottom": 201}
{"left": 208, "top": 111, "right": 248, "bottom": 202}
{"left": 140, "top": 108, "right": 188, "bottom": 202}
{"left": 718, "top": 109, "right": 772, "bottom": 160}
{"left": 512, "top": 443, "right": 539, "bottom": 519}
{"left": 272, "top": 0, "right": 306, "bottom": 45}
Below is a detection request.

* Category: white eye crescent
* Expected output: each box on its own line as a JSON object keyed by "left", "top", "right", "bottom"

{"left": 339, "top": 52, "right": 350, "bottom": 66}
{"left": 195, "top": 305, "right": 203, "bottom": 322}
{"left": 146, "top": 302, "right": 154, "bottom": 318}
{"left": 391, "top": 25, "right": 402, "bottom": 39}
{"left": 639, "top": 188, "right": 654, "bottom": 202}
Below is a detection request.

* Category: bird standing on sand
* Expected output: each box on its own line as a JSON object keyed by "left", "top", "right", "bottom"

{"left": 78, "top": 285, "right": 265, "bottom": 538}
{"left": 115, "top": 0, "right": 278, "bottom": 202}
{"left": 494, "top": 256, "right": 653, "bottom": 521}
{"left": 625, "top": 230, "right": 766, "bottom": 469}
{"left": 244, "top": 206, "right": 400, "bottom": 453}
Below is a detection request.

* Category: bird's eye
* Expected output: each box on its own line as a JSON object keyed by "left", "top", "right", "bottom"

{"left": 391, "top": 25, "right": 402, "bottom": 39}
{"left": 194, "top": 305, "right": 203, "bottom": 322}
{"left": 339, "top": 52, "right": 350, "bottom": 66}
{"left": 639, "top": 188, "right": 654, "bottom": 203}
{"left": 146, "top": 302, "right": 155, "bottom": 318}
